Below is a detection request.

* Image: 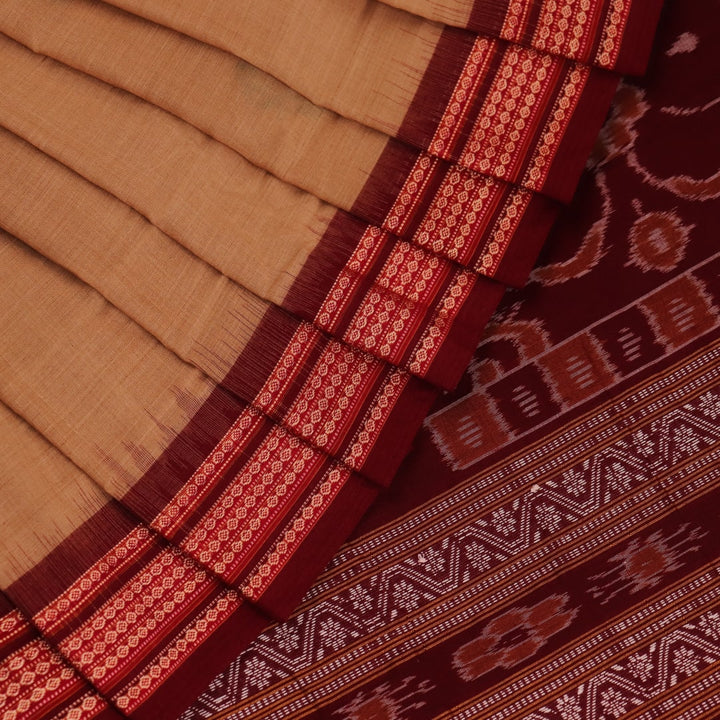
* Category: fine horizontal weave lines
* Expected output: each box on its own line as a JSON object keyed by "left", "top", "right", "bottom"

{"left": 0, "top": 32, "right": 507, "bottom": 389}
{"left": 0, "top": 0, "right": 560, "bottom": 290}
{"left": 0, "top": 0, "right": 663, "bottom": 717}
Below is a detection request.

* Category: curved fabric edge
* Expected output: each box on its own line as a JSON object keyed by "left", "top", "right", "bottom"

{"left": 379, "top": 0, "right": 665, "bottom": 75}
{"left": 0, "top": 6, "right": 664, "bottom": 720}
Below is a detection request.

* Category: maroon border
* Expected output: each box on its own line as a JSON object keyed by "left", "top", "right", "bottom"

{"left": 255, "top": 474, "right": 380, "bottom": 618}
{"left": 396, "top": 27, "right": 477, "bottom": 149}
{"left": 494, "top": 194, "right": 562, "bottom": 287}
{"left": 361, "top": 374, "right": 438, "bottom": 484}
{"left": 131, "top": 601, "right": 269, "bottom": 720}
{"left": 6, "top": 503, "right": 138, "bottom": 617}
{"left": 542, "top": 69, "right": 620, "bottom": 202}
{"left": 351, "top": 138, "right": 421, "bottom": 227}
{"left": 614, "top": 0, "right": 667, "bottom": 76}
{"left": 2, "top": 3, "right": 666, "bottom": 713}
{"left": 425, "top": 276, "right": 507, "bottom": 388}
{"left": 441, "top": 38, "right": 506, "bottom": 162}
{"left": 283, "top": 212, "right": 368, "bottom": 322}
{"left": 467, "top": 0, "right": 508, "bottom": 39}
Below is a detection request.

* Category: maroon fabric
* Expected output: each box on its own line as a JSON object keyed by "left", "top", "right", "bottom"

{"left": 179, "top": 1, "right": 720, "bottom": 718}
{"left": 355, "top": 0, "right": 720, "bottom": 530}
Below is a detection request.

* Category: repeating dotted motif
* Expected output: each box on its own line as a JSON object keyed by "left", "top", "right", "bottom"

{"left": 113, "top": 590, "right": 240, "bottom": 712}
{"left": 180, "top": 347, "right": 720, "bottom": 719}
{"left": 410, "top": 166, "right": 533, "bottom": 276}
{"left": 340, "top": 242, "right": 454, "bottom": 367}
{"left": 429, "top": 37, "right": 494, "bottom": 160}
{"left": 533, "top": 0, "right": 599, "bottom": 62}
{"left": 408, "top": 270, "right": 475, "bottom": 376}
{"left": 500, "top": 0, "right": 635, "bottom": 69}
{"left": 151, "top": 319, "right": 410, "bottom": 597}
{"left": 180, "top": 426, "right": 333, "bottom": 581}
{"left": 3, "top": 529, "right": 240, "bottom": 717}
{"left": 316, "top": 227, "right": 386, "bottom": 335}
{"left": 383, "top": 154, "right": 438, "bottom": 238}
{"left": 241, "top": 465, "right": 348, "bottom": 600}
{"left": 34, "top": 526, "right": 156, "bottom": 635}
{"left": 0, "top": 609, "right": 108, "bottom": 720}
{"left": 500, "top": 0, "right": 534, "bottom": 45}
{"left": 152, "top": 408, "right": 267, "bottom": 536}
{"left": 315, "top": 224, "right": 478, "bottom": 375}
{"left": 459, "top": 46, "right": 556, "bottom": 181}
{"left": 596, "top": 0, "right": 631, "bottom": 69}
{"left": 47, "top": 545, "right": 239, "bottom": 714}
{"left": 341, "top": 369, "right": 408, "bottom": 471}
{"left": 523, "top": 64, "right": 590, "bottom": 191}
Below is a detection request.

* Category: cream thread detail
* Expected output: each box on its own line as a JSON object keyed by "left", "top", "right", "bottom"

{"left": 344, "top": 369, "right": 409, "bottom": 469}
{"left": 477, "top": 188, "right": 533, "bottom": 276}
{"left": 114, "top": 590, "right": 240, "bottom": 712}
{"left": 429, "top": 37, "right": 494, "bottom": 160}
{"left": 58, "top": 548, "right": 215, "bottom": 687}
{"left": 316, "top": 226, "right": 386, "bottom": 333}
{"left": 408, "top": 272, "right": 475, "bottom": 376}
{"left": 523, "top": 64, "right": 590, "bottom": 191}
{"left": 501, "top": 0, "right": 534, "bottom": 44}
{"left": 596, "top": 0, "right": 630, "bottom": 68}
{"left": 460, "top": 46, "right": 554, "bottom": 181}
{"left": 34, "top": 526, "right": 155, "bottom": 635}
{"left": 384, "top": 154, "right": 438, "bottom": 237}
{"left": 181, "top": 427, "right": 323, "bottom": 579}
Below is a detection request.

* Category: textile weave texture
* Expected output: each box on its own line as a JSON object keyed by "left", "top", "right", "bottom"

{"left": 181, "top": 0, "right": 720, "bottom": 718}
{"left": 0, "top": 0, "right": 666, "bottom": 718}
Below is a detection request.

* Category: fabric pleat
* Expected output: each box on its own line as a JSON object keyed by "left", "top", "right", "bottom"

{"left": 0, "top": 35, "right": 510, "bottom": 389}
{"left": 367, "top": 0, "right": 664, "bottom": 74}
{"left": 96, "top": 0, "right": 623, "bottom": 200}
{"left": 0, "top": 0, "right": 560, "bottom": 289}
{"left": 0, "top": 591, "right": 123, "bottom": 720}
{"left": 0, "top": 403, "right": 270, "bottom": 720}
{"left": 0, "top": 0, "right": 664, "bottom": 716}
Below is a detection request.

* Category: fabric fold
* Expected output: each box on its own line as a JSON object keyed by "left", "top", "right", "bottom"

{"left": 0, "top": 0, "right": 560, "bottom": 290}
{"left": 0, "top": 592, "right": 123, "bottom": 720}
{"left": 0, "top": 33, "right": 509, "bottom": 390}
{"left": 99, "top": 0, "right": 623, "bottom": 200}
{"left": 369, "top": 0, "right": 664, "bottom": 74}
{"left": 0, "top": 0, "right": 664, "bottom": 715}
{"left": 0, "top": 403, "right": 269, "bottom": 720}
{"left": 0, "top": 230, "right": 427, "bottom": 616}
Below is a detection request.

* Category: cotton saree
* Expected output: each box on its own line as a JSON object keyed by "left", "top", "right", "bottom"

{"left": 0, "top": 1, "right": 663, "bottom": 718}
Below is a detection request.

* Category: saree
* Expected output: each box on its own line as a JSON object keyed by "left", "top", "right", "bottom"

{"left": 182, "top": 2, "right": 720, "bottom": 716}
{"left": 0, "top": 1, "right": 663, "bottom": 718}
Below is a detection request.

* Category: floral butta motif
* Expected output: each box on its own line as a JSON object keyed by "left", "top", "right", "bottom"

{"left": 178, "top": 4, "right": 719, "bottom": 719}
{"left": 586, "top": 524, "right": 707, "bottom": 605}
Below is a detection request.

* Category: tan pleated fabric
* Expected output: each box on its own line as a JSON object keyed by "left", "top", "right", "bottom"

{"left": 94, "top": 0, "right": 626, "bottom": 199}
{"left": 101, "top": 0, "right": 436, "bottom": 133}
{"left": 0, "top": 0, "right": 386, "bottom": 215}
{"left": 0, "top": 0, "right": 662, "bottom": 717}
{"left": 0, "top": 0, "right": 557, "bottom": 287}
